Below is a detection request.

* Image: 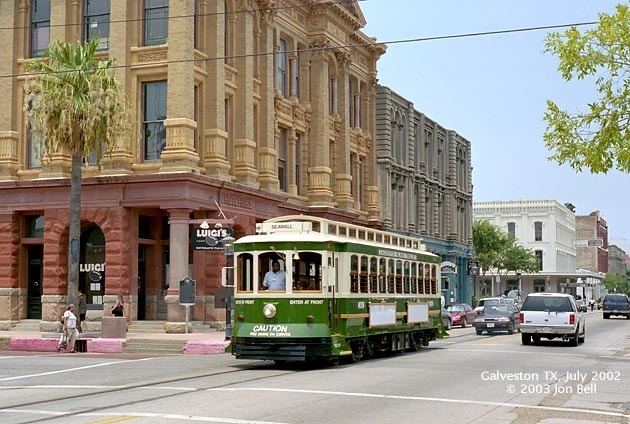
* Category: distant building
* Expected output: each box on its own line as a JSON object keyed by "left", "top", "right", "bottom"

{"left": 608, "top": 245, "right": 628, "bottom": 276}
{"left": 473, "top": 200, "right": 603, "bottom": 301}
{"left": 375, "top": 85, "right": 474, "bottom": 305}
{"left": 575, "top": 211, "right": 609, "bottom": 273}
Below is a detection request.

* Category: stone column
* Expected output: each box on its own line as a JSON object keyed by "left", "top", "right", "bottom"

{"left": 306, "top": 38, "right": 333, "bottom": 205}
{"left": 101, "top": 0, "right": 134, "bottom": 174}
{"left": 164, "top": 209, "right": 192, "bottom": 333}
{"left": 257, "top": 10, "right": 278, "bottom": 190}
{"left": 233, "top": 5, "right": 258, "bottom": 186}
{"left": 365, "top": 76, "right": 380, "bottom": 219}
{"left": 160, "top": 0, "right": 200, "bottom": 173}
{"left": 0, "top": 214, "right": 20, "bottom": 328}
{"left": 287, "top": 128, "right": 297, "bottom": 195}
{"left": 202, "top": 0, "right": 230, "bottom": 179}
{"left": 334, "top": 51, "right": 352, "bottom": 209}
{"left": 0, "top": 1, "right": 20, "bottom": 181}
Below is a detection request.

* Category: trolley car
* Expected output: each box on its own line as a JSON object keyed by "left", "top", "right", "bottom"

{"left": 224, "top": 215, "right": 442, "bottom": 363}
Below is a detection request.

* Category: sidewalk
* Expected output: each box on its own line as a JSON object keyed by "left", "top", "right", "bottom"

{"left": 0, "top": 328, "right": 230, "bottom": 355}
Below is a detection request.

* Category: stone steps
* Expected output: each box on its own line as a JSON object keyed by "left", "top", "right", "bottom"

{"left": 9, "top": 319, "right": 41, "bottom": 332}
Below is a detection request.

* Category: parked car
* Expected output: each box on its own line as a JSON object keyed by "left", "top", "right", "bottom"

{"left": 602, "top": 294, "right": 630, "bottom": 319}
{"left": 441, "top": 306, "right": 452, "bottom": 330}
{"left": 473, "top": 304, "right": 520, "bottom": 335}
{"left": 447, "top": 303, "right": 476, "bottom": 328}
{"left": 575, "top": 299, "right": 588, "bottom": 313}
{"left": 519, "top": 293, "right": 585, "bottom": 346}
{"left": 474, "top": 297, "right": 502, "bottom": 313}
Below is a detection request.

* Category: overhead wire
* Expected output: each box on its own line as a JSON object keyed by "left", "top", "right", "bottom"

{"left": 0, "top": 20, "right": 598, "bottom": 80}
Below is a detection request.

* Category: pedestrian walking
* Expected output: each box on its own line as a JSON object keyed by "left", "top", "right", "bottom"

{"left": 78, "top": 290, "right": 87, "bottom": 333}
{"left": 58, "top": 304, "right": 78, "bottom": 353}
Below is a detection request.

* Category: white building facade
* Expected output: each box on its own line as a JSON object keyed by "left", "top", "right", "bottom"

{"left": 473, "top": 200, "right": 604, "bottom": 301}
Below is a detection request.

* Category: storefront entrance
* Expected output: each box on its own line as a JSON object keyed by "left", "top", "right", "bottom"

{"left": 27, "top": 245, "right": 43, "bottom": 319}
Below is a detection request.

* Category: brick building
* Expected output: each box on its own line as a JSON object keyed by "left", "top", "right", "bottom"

{"left": 0, "top": 0, "right": 384, "bottom": 331}
{"left": 575, "top": 211, "right": 609, "bottom": 274}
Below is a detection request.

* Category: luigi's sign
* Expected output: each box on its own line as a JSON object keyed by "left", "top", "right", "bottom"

{"left": 192, "top": 226, "right": 234, "bottom": 251}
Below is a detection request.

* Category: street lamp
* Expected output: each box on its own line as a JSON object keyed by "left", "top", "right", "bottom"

{"left": 516, "top": 271, "right": 522, "bottom": 297}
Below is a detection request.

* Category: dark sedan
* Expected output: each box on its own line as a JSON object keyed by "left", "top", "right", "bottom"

{"left": 447, "top": 303, "right": 476, "bottom": 328}
{"left": 473, "top": 304, "right": 519, "bottom": 335}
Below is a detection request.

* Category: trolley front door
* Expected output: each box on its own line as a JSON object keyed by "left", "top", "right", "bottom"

{"left": 27, "top": 245, "right": 43, "bottom": 319}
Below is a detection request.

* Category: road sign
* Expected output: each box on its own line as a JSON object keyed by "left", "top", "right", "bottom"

{"left": 179, "top": 277, "right": 196, "bottom": 305}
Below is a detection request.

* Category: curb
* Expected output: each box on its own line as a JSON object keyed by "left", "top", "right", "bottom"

{"left": 3, "top": 336, "right": 229, "bottom": 355}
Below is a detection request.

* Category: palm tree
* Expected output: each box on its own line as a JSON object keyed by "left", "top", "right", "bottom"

{"left": 24, "top": 39, "right": 128, "bottom": 309}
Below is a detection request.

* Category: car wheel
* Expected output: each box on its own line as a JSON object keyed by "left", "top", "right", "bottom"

{"left": 578, "top": 326, "right": 585, "bottom": 343}
{"left": 571, "top": 331, "right": 579, "bottom": 346}
{"left": 508, "top": 323, "right": 514, "bottom": 335}
{"left": 603, "top": 313, "right": 610, "bottom": 319}
{"left": 462, "top": 318, "right": 467, "bottom": 328}
{"left": 475, "top": 329, "right": 482, "bottom": 335}
{"left": 532, "top": 335, "right": 541, "bottom": 345}
{"left": 626, "top": 314, "right": 630, "bottom": 320}
{"left": 521, "top": 333, "right": 531, "bottom": 345}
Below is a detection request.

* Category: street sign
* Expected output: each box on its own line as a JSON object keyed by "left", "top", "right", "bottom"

{"left": 192, "top": 227, "right": 235, "bottom": 250}
{"left": 179, "top": 277, "right": 196, "bottom": 305}
{"left": 467, "top": 260, "right": 480, "bottom": 276}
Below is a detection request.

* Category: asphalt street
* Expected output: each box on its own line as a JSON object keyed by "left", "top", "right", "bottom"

{"left": 0, "top": 312, "right": 628, "bottom": 424}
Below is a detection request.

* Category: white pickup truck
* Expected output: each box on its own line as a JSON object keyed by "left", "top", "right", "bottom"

{"left": 519, "top": 293, "right": 585, "bottom": 346}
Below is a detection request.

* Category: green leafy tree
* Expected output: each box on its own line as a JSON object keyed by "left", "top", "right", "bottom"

{"left": 602, "top": 273, "right": 630, "bottom": 294}
{"left": 24, "top": 39, "right": 128, "bottom": 309}
{"left": 473, "top": 220, "right": 539, "bottom": 282}
{"left": 543, "top": 4, "right": 630, "bottom": 173}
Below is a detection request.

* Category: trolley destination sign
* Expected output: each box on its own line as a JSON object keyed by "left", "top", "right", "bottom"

{"left": 377, "top": 249, "right": 419, "bottom": 260}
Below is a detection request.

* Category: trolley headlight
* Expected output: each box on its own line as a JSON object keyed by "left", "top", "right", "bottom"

{"left": 263, "top": 303, "right": 277, "bottom": 319}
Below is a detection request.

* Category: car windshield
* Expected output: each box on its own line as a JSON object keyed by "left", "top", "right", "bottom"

{"left": 522, "top": 296, "right": 572, "bottom": 312}
{"left": 479, "top": 299, "right": 499, "bottom": 307}
{"left": 448, "top": 305, "right": 465, "bottom": 312}
{"left": 483, "top": 305, "right": 509, "bottom": 315}
{"left": 604, "top": 295, "right": 628, "bottom": 302}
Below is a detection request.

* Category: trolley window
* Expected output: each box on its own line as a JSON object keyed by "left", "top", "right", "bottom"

{"left": 292, "top": 252, "right": 322, "bottom": 291}
{"left": 378, "top": 258, "right": 386, "bottom": 293}
{"left": 236, "top": 253, "right": 253, "bottom": 292}
{"left": 360, "top": 256, "right": 368, "bottom": 293}
{"left": 369, "top": 257, "right": 378, "bottom": 293}
{"left": 259, "top": 252, "right": 287, "bottom": 292}
{"left": 350, "top": 255, "right": 359, "bottom": 293}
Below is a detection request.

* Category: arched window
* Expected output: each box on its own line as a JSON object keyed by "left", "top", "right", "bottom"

{"left": 80, "top": 226, "right": 106, "bottom": 306}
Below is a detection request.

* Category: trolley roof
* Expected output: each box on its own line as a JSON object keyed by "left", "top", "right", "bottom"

{"left": 235, "top": 215, "right": 439, "bottom": 259}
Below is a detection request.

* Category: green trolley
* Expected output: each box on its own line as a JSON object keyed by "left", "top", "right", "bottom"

{"left": 224, "top": 215, "right": 442, "bottom": 364}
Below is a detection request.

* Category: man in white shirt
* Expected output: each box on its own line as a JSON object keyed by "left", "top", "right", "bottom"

{"left": 262, "top": 260, "right": 286, "bottom": 290}
{"left": 60, "top": 304, "right": 79, "bottom": 353}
